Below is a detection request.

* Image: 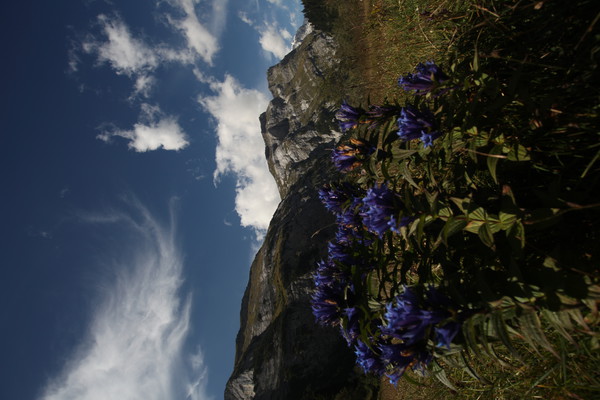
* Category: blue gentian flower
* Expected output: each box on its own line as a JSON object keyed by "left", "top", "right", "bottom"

{"left": 337, "top": 196, "right": 366, "bottom": 229}
{"left": 397, "top": 105, "right": 441, "bottom": 147}
{"left": 420, "top": 131, "right": 443, "bottom": 148}
{"left": 332, "top": 138, "right": 375, "bottom": 172}
{"left": 313, "top": 260, "right": 338, "bottom": 287}
{"left": 311, "top": 281, "right": 344, "bottom": 326}
{"left": 388, "top": 215, "right": 415, "bottom": 234}
{"left": 335, "top": 101, "right": 363, "bottom": 132}
{"left": 361, "top": 183, "right": 406, "bottom": 237}
{"left": 398, "top": 61, "right": 449, "bottom": 95}
{"left": 355, "top": 339, "right": 386, "bottom": 376}
{"left": 318, "top": 186, "right": 349, "bottom": 215}
{"left": 382, "top": 286, "right": 463, "bottom": 348}
{"left": 327, "top": 240, "right": 354, "bottom": 266}
{"left": 435, "top": 321, "right": 461, "bottom": 349}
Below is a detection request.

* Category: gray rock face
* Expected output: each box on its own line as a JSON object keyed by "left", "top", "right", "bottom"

{"left": 261, "top": 29, "right": 341, "bottom": 199}
{"left": 225, "top": 27, "right": 379, "bottom": 400}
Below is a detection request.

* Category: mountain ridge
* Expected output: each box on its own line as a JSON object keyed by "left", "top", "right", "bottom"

{"left": 225, "top": 25, "right": 379, "bottom": 400}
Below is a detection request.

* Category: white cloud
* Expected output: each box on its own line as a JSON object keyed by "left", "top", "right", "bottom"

{"left": 258, "top": 23, "right": 291, "bottom": 60}
{"left": 199, "top": 75, "right": 280, "bottom": 237}
{"left": 84, "top": 14, "right": 159, "bottom": 77}
{"left": 97, "top": 104, "right": 189, "bottom": 152}
{"left": 165, "top": 0, "right": 220, "bottom": 65}
{"left": 39, "top": 199, "right": 211, "bottom": 400}
{"left": 237, "top": 11, "right": 253, "bottom": 26}
{"left": 131, "top": 74, "right": 156, "bottom": 98}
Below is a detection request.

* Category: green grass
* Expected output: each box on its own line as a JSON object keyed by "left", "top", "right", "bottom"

{"left": 323, "top": 0, "right": 472, "bottom": 103}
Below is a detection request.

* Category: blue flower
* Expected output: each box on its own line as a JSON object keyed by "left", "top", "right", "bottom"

{"left": 398, "top": 61, "right": 449, "bottom": 95}
{"left": 335, "top": 101, "right": 363, "bottom": 132}
{"left": 332, "top": 138, "right": 375, "bottom": 172}
{"left": 318, "top": 186, "right": 349, "bottom": 215}
{"left": 337, "top": 196, "right": 366, "bottom": 229}
{"left": 311, "top": 257, "right": 354, "bottom": 327}
{"left": 435, "top": 321, "right": 461, "bottom": 349}
{"left": 382, "top": 286, "right": 463, "bottom": 348}
{"left": 382, "top": 288, "right": 441, "bottom": 346}
{"left": 313, "top": 260, "right": 337, "bottom": 287}
{"left": 388, "top": 215, "right": 415, "bottom": 234}
{"left": 420, "top": 131, "right": 443, "bottom": 148}
{"left": 327, "top": 240, "right": 354, "bottom": 266}
{"left": 377, "top": 341, "right": 434, "bottom": 386}
{"left": 311, "top": 281, "right": 344, "bottom": 326}
{"left": 361, "top": 183, "right": 406, "bottom": 237}
{"left": 397, "top": 105, "right": 441, "bottom": 147}
{"left": 355, "top": 339, "right": 386, "bottom": 376}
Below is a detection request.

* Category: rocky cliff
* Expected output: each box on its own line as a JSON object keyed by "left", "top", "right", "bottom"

{"left": 224, "top": 26, "right": 379, "bottom": 400}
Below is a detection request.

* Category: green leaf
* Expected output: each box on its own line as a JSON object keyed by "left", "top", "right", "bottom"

{"left": 487, "top": 144, "right": 503, "bottom": 184}
{"left": 450, "top": 197, "right": 471, "bottom": 213}
{"left": 518, "top": 310, "right": 559, "bottom": 358}
{"left": 431, "top": 362, "right": 457, "bottom": 391}
{"left": 541, "top": 309, "right": 575, "bottom": 345}
{"left": 462, "top": 316, "right": 486, "bottom": 359}
{"left": 438, "top": 205, "right": 452, "bottom": 218}
{"left": 399, "top": 162, "right": 420, "bottom": 190}
{"left": 507, "top": 144, "right": 531, "bottom": 161}
{"left": 499, "top": 211, "right": 518, "bottom": 230}
{"left": 478, "top": 223, "right": 495, "bottom": 248}
{"left": 507, "top": 221, "right": 526, "bottom": 249}
{"left": 442, "top": 217, "right": 468, "bottom": 244}
{"left": 491, "top": 312, "right": 523, "bottom": 363}
{"left": 464, "top": 207, "right": 488, "bottom": 233}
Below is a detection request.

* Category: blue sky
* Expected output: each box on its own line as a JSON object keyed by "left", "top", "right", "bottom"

{"left": 0, "top": 0, "right": 301, "bottom": 399}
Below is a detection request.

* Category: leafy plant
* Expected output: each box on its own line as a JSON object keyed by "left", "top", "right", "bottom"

{"left": 309, "top": 1, "right": 600, "bottom": 397}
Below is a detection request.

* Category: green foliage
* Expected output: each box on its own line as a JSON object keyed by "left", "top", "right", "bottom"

{"left": 316, "top": 0, "right": 600, "bottom": 398}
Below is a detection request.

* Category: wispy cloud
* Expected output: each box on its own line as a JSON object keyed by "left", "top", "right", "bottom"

{"left": 164, "top": 0, "right": 221, "bottom": 65}
{"left": 97, "top": 103, "right": 189, "bottom": 152}
{"left": 199, "top": 75, "right": 280, "bottom": 237}
{"left": 39, "top": 198, "right": 211, "bottom": 400}
{"left": 74, "top": 8, "right": 219, "bottom": 98}
{"left": 82, "top": 14, "right": 159, "bottom": 77}
{"left": 235, "top": 12, "right": 293, "bottom": 60}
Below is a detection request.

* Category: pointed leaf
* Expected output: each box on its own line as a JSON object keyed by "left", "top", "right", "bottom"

{"left": 478, "top": 223, "right": 495, "bottom": 248}
{"left": 487, "top": 144, "right": 503, "bottom": 184}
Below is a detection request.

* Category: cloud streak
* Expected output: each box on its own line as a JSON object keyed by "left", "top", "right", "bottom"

{"left": 199, "top": 75, "right": 280, "bottom": 237}
{"left": 39, "top": 199, "right": 210, "bottom": 400}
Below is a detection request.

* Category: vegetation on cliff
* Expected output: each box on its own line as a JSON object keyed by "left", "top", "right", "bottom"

{"left": 305, "top": 0, "right": 600, "bottom": 398}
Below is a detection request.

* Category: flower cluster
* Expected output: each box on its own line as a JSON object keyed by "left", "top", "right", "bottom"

{"left": 332, "top": 62, "right": 449, "bottom": 160}
{"left": 353, "top": 286, "right": 468, "bottom": 385}
{"left": 315, "top": 61, "right": 469, "bottom": 385}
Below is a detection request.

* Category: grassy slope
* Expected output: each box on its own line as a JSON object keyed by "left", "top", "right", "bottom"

{"left": 316, "top": 0, "right": 600, "bottom": 398}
